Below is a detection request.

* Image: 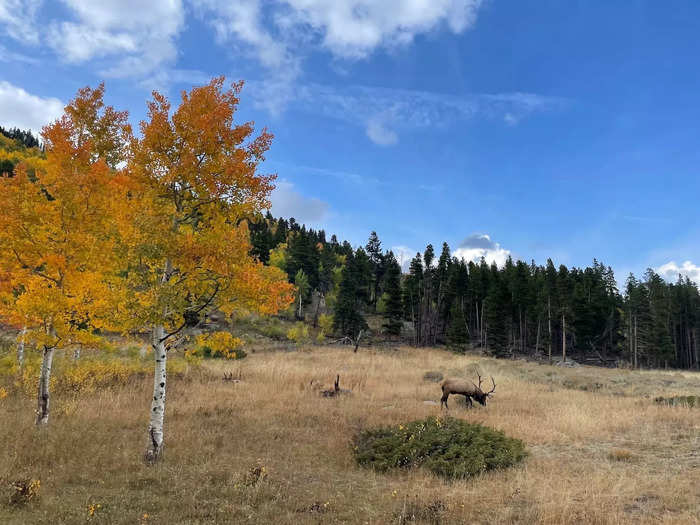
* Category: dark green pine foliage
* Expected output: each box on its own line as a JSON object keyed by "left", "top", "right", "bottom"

{"left": 333, "top": 249, "right": 369, "bottom": 337}
{"left": 245, "top": 213, "right": 700, "bottom": 370}
{"left": 403, "top": 253, "right": 424, "bottom": 344}
{"left": 365, "top": 231, "right": 385, "bottom": 311}
{"left": 318, "top": 243, "right": 336, "bottom": 296}
{"left": 286, "top": 227, "right": 320, "bottom": 289}
{"left": 248, "top": 213, "right": 274, "bottom": 264}
{"left": 382, "top": 252, "right": 403, "bottom": 336}
{"left": 0, "top": 158, "right": 13, "bottom": 176}
{"left": 644, "top": 269, "right": 675, "bottom": 366}
{"left": 446, "top": 259, "right": 470, "bottom": 350}
{"left": 0, "top": 126, "right": 42, "bottom": 149}
{"left": 272, "top": 217, "right": 288, "bottom": 246}
{"left": 484, "top": 263, "right": 511, "bottom": 356}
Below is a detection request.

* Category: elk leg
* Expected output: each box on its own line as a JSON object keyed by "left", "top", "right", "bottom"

{"left": 465, "top": 395, "right": 473, "bottom": 408}
{"left": 441, "top": 393, "right": 449, "bottom": 409}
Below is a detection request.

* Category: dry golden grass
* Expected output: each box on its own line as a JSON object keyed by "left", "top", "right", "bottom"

{"left": 0, "top": 345, "right": 699, "bottom": 524}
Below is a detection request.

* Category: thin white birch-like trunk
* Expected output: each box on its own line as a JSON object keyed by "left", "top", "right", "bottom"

{"left": 562, "top": 314, "right": 567, "bottom": 362}
{"left": 36, "top": 346, "right": 56, "bottom": 425}
{"left": 17, "top": 324, "right": 26, "bottom": 369}
{"left": 145, "top": 324, "right": 167, "bottom": 463}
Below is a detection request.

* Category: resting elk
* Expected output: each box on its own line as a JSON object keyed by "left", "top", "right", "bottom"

{"left": 440, "top": 373, "right": 496, "bottom": 409}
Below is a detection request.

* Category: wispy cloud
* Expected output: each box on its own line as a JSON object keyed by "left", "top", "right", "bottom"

{"left": 619, "top": 214, "right": 673, "bottom": 225}
{"left": 0, "top": 43, "right": 39, "bottom": 64}
{"left": 262, "top": 83, "right": 566, "bottom": 145}
{"left": 0, "top": 0, "right": 41, "bottom": 44}
{"left": 270, "top": 160, "right": 381, "bottom": 186}
{"left": 195, "top": 1, "right": 485, "bottom": 113}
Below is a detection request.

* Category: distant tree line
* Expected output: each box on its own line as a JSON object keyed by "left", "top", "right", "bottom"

{"left": 0, "top": 126, "right": 43, "bottom": 177}
{"left": 249, "top": 213, "right": 700, "bottom": 370}
{"left": 0, "top": 126, "right": 41, "bottom": 150}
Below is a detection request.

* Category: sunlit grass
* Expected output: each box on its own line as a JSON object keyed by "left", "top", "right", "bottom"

{"left": 0, "top": 345, "right": 698, "bottom": 523}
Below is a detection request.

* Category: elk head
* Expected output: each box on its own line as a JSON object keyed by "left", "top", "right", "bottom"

{"left": 473, "top": 373, "right": 496, "bottom": 405}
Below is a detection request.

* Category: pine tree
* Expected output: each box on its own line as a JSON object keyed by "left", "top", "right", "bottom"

{"left": 333, "top": 250, "right": 368, "bottom": 337}
{"left": 404, "top": 253, "right": 424, "bottom": 345}
{"left": 484, "top": 265, "right": 510, "bottom": 355}
{"left": 382, "top": 252, "right": 403, "bottom": 336}
{"left": 447, "top": 301, "right": 469, "bottom": 351}
{"left": 365, "top": 231, "right": 385, "bottom": 311}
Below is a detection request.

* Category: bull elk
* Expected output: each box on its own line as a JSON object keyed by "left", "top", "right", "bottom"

{"left": 440, "top": 373, "right": 496, "bottom": 409}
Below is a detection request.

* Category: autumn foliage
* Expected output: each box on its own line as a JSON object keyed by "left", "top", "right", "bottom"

{"left": 0, "top": 78, "right": 294, "bottom": 440}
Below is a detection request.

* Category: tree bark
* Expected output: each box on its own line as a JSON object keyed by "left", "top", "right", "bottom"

{"left": 535, "top": 318, "right": 541, "bottom": 356}
{"left": 145, "top": 324, "right": 167, "bottom": 463}
{"left": 562, "top": 313, "right": 566, "bottom": 362}
{"left": 17, "top": 324, "right": 26, "bottom": 369}
{"left": 36, "top": 346, "right": 56, "bottom": 425}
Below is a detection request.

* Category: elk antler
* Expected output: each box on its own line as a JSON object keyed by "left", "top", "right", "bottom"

{"left": 486, "top": 377, "right": 496, "bottom": 396}
{"left": 476, "top": 372, "right": 484, "bottom": 391}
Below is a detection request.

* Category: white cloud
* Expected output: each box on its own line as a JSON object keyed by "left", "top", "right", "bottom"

{"left": 0, "top": 81, "right": 64, "bottom": 137}
{"left": 656, "top": 260, "right": 700, "bottom": 284}
{"left": 196, "top": 0, "right": 485, "bottom": 111}
{"left": 269, "top": 179, "right": 329, "bottom": 225}
{"left": 0, "top": 0, "right": 41, "bottom": 44}
{"left": 278, "top": 0, "right": 482, "bottom": 59}
{"left": 47, "top": 0, "right": 184, "bottom": 79}
{"left": 454, "top": 233, "right": 511, "bottom": 267}
{"left": 195, "top": 0, "right": 302, "bottom": 113}
{"left": 391, "top": 245, "right": 417, "bottom": 272}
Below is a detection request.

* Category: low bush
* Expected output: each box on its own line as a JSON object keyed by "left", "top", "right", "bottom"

{"left": 353, "top": 416, "right": 527, "bottom": 480}
{"left": 423, "top": 371, "right": 444, "bottom": 383}
{"left": 189, "top": 331, "right": 246, "bottom": 360}
{"left": 654, "top": 395, "right": 699, "bottom": 408}
{"left": 286, "top": 322, "right": 310, "bottom": 345}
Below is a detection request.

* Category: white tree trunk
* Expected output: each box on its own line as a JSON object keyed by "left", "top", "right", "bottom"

{"left": 562, "top": 314, "right": 567, "bottom": 362}
{"left": 145, "top": 324, "right": 167, "bottom": 463}
{"left": 17, "top": 325, "right": 26, "bottom": 369}
{"left": 36, "top": 346, "right": 56, "bottom": 425}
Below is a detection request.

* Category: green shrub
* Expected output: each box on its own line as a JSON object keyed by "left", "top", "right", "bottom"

{"left": 353, "top": 416, "right": 527, "bottom": 480}
{"left": 654, "top": 395, "right": 699, "bottom": 408}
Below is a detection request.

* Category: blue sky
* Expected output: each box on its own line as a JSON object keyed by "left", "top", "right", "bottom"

{"left": 1, "top": 0, "right": 699, "bottom": 283}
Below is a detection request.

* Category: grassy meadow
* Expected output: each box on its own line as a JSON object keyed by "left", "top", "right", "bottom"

{"left": 1, "top": 344, "right": 699, "bottom": 524}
